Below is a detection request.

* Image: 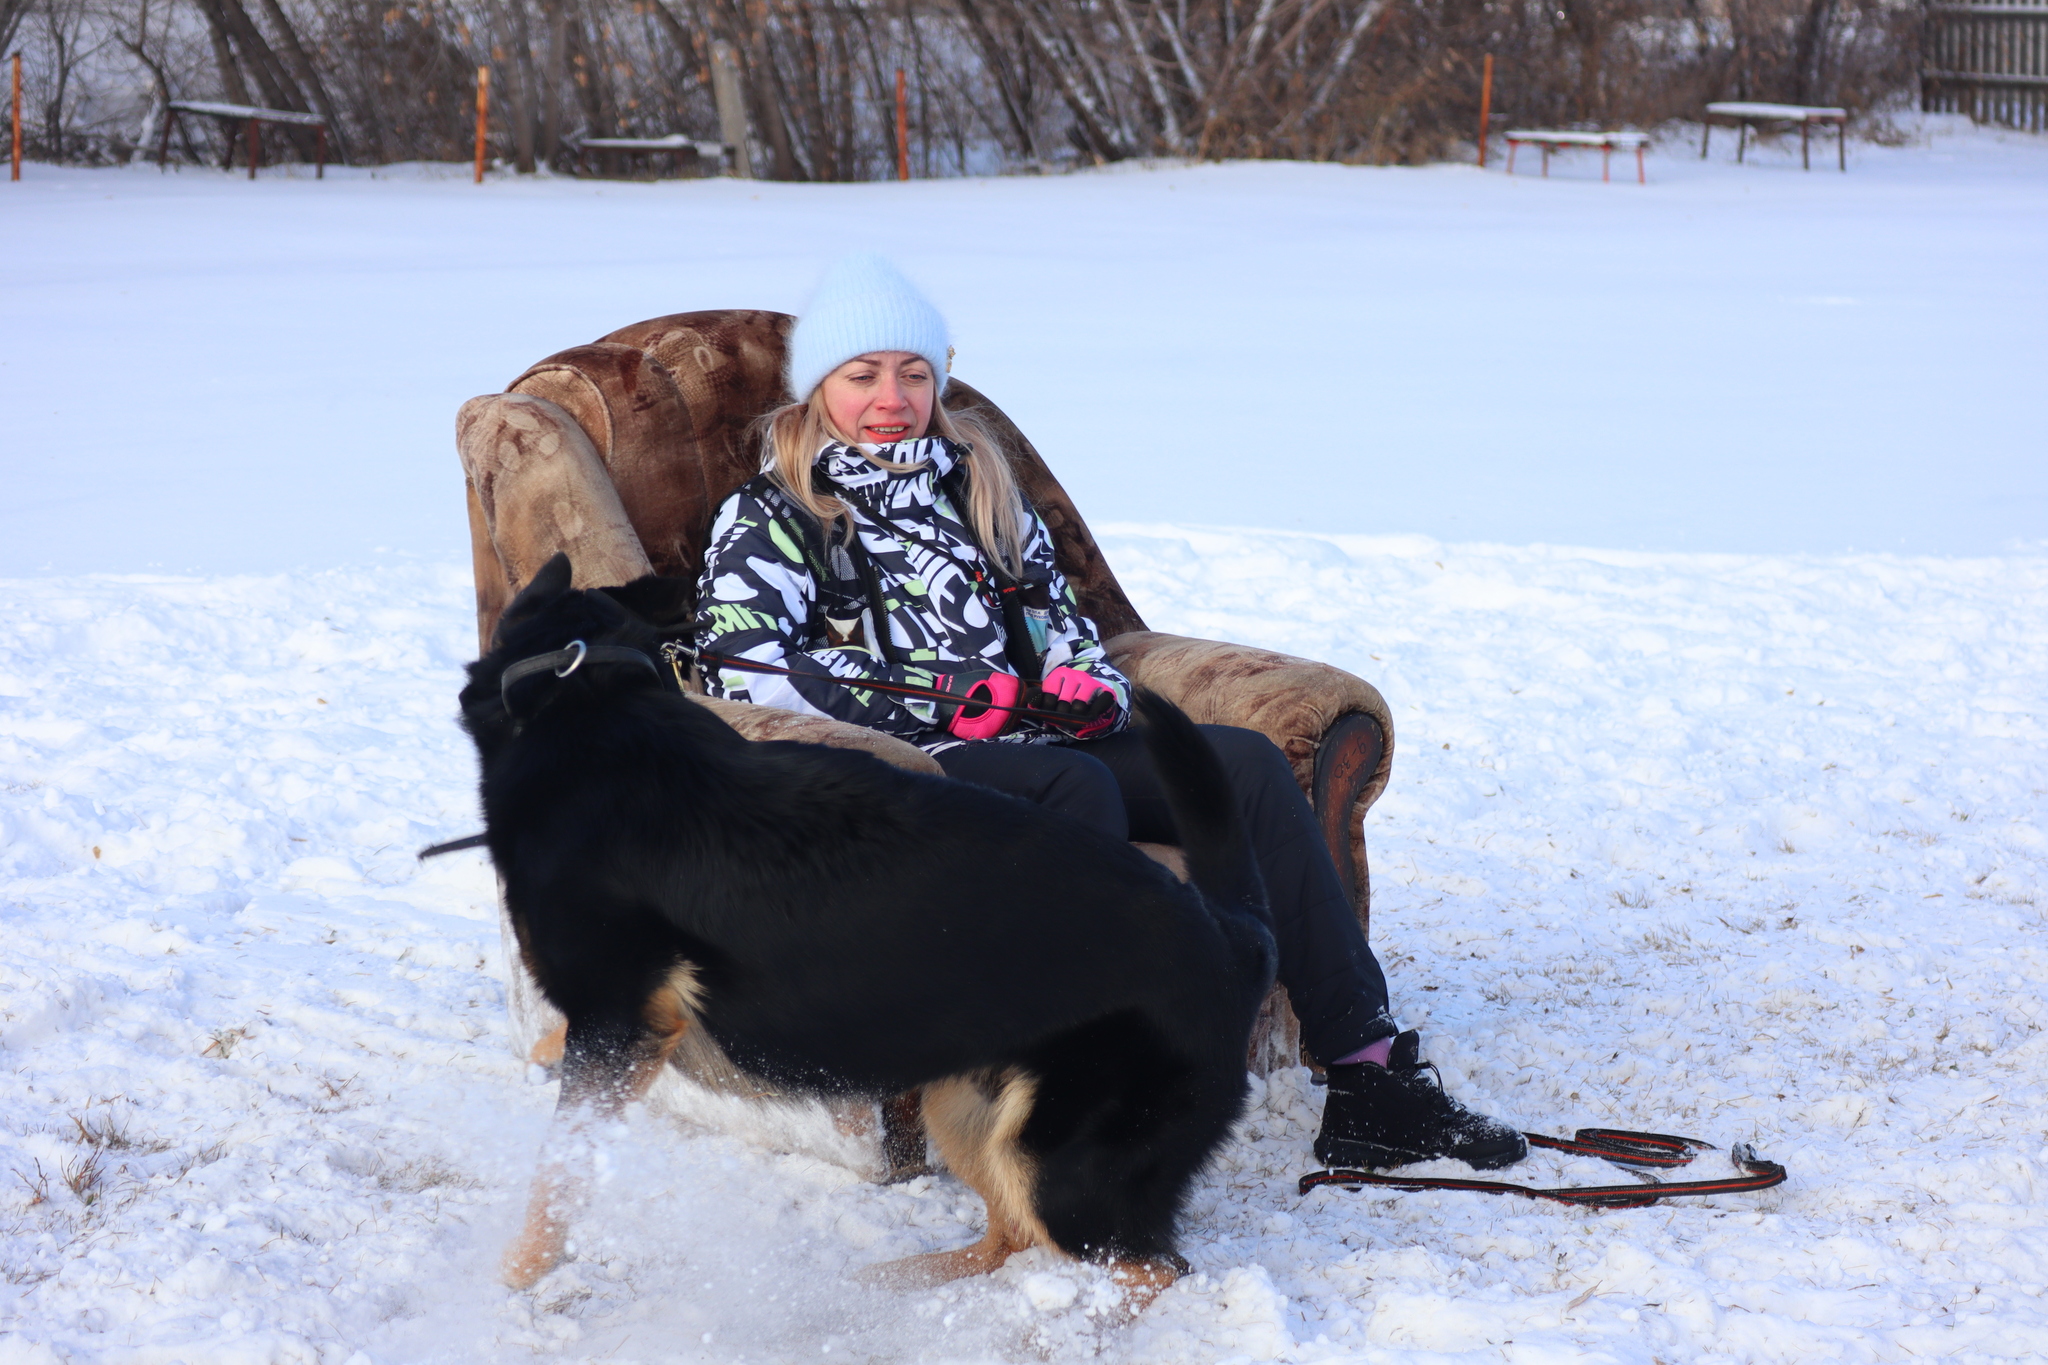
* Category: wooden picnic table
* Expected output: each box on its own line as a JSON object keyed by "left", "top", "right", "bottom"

{"left": 573, "top": 134, "right": 727, "bottom": 179}
{"left": 1702, "top": 102, "right": 1848, "bottom": 172}
{"left": 158, "top": 100, "right": 328, "bottom": 179}
{"left": 1503, "top": 129, "right": 1650, "bottom": 184}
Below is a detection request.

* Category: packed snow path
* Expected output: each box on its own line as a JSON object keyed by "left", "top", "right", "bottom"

{"left": 3, "top": 531, "right": 2044, "bottom": 1363}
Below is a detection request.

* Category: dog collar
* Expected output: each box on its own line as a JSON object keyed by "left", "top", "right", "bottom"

{"left": 500, "top": 639, "right": 661, "bottom": 716}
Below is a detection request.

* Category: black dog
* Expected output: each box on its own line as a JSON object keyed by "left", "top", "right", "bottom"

{"left": 462, "top": 553, "right": 1277, "bottom": 1295}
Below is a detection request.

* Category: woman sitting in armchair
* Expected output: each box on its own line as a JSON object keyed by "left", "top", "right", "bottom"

{"left": 692, "top": 254, "right": 1524, "bottom": 1174}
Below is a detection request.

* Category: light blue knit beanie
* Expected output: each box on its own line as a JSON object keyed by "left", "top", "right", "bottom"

{"left": 786, "top": 254, "right": 951, "bottom": 401}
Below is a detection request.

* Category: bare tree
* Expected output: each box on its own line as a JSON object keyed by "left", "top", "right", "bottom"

{"left": 7, "top": 0, "right": 1921, "bottom": 174}
{"left": 1, "top": 0, "right": 35, "bottom": 56}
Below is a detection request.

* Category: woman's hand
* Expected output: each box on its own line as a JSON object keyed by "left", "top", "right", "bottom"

{"left": 1035, "top": 666, "right": 1120, "bottom": 739}
{"left": 933, "top": 670, "right": 1024, "bottom": 740}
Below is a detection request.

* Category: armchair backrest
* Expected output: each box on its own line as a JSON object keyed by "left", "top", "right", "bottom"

{"left": 463, "top": 308, "right": 1146, "bottom": 648}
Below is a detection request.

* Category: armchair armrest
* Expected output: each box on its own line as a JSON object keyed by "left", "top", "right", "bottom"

{"left": 687, "top": 693, "right": 943, "bottom": 776}
{"left": 1105, "top": 631, "right": 1395, "bottom": 933}
{"left": 457, "top": 392, "right": 654, "bottom": 650}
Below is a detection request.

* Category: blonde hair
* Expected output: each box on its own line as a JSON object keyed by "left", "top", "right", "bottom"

{"left": 758, "top": 390, "right": 1027, "bottom": 578}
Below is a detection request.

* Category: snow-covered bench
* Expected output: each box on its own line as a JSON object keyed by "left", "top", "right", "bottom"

{"left": 155, "top": 100, "right": 329, "bottom": 180}
{"left": 572, "top": 133, "right": 729, "bottom": 178}
{"left": 1702, "top": 102, "right": 1848, "bottom": 172}
{"left": 1503, "top": 129, "right": 1650, "bottom": 184}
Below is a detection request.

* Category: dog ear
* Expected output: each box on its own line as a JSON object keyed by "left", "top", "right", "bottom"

{"left": 498, "top": 553, "right": 575, "bottom": 638}
{"left": 599, "top": 574, "right": 697, "bottom": 627}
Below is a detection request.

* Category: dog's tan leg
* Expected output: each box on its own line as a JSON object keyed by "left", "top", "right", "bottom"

{"left": 861, "top": 1071, "right": 1047, "bottom": 1288}
{"left": 502, "top": 1155, "right": 582, "bottom": 1291}
{"left": 529, "top": 1022, "right": 567, "bottom": 1069}
{"left": 863, "top": 1227, "right": 1025, "bottom": 1289}
{"left": 1103, "top": 1257, "right": 1187, "bottom": 1315}
{"left": 832, "top": 1101, "right": 878, "bottom": 1140}
{"left": 620, "top": 966, "right": 697, "bottom": 1102}
{"left": 502, "top": 967, "right": 698, "bottom": 1290}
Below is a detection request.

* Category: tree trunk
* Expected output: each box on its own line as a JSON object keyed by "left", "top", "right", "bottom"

{"left": 194, "top": 0, "right": 322, "bottom": 160}
{"left": 829, "top": 7, "right": 857, "bottom": 180}
{"left": 652, "top": 0, "right": 749, "bottom": 173}
{"left": 1002, "top": 0, "right": 1122, "bottom": 161}
{"left": 568, "top": 2, "right": 608, "bottom": 139}
{"left": 0, "top": 0, "right": 32, "bottom": 60}
{"left": 1298, "top": 0, "right": 1388, "bottom": 126}
{"left": 542, "top": 0, "right": 570, "bottom": 166}
{"left": 737, "top": 0, "right": 805, "bottom": 179}
{"left": 1792, "top": 0, "right": 1837, "bottom": 105}
{"left": 42, "top": 13, "right": 70, "bottom": 162}
{"left": 709, "top": 38, "right": 755, "bottom": 175}
{"left": 256, "top": 0, "right": 350, "bottom": 162}
{"left": 203, "top": 0, "right": 306, "bottom": 112}
{"left": 795, "top": 7, "right": 835, "bottom": 179}
{"left": 201, "top": 4, "right": 255, "bottom": 108}
{"left": 494, "top": 0, "right": 540, "bottom": 173}
{"left": 1108, "top": 0, "right": 1183, "bottom": 150}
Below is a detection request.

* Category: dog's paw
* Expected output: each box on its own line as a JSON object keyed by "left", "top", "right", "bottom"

{"left": 501, "top": 1192, "right": 574, "bottom": 1290}
{"left": 1101, "top": 1255, "right": 1187, "bottom": 1316}
{"left": 500, "top": 1230, "right": 567, "bottom": 1291}
{"left": 528, "top": 1023, "right": 568, "bottom": 1071}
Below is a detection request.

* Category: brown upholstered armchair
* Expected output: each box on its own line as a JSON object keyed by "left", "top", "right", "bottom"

{"left": 456, "top": 309, "right": 1396, "bottom": 1162}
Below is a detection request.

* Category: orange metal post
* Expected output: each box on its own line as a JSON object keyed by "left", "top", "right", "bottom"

{"left": 895, "top": 68, "right": 909, "bottom": 181}
{"left": 474, "top": 67, "right": 490, "bottom": 184}
{"left": 1477, "top": 54, "right": 1493, "bottom": 169}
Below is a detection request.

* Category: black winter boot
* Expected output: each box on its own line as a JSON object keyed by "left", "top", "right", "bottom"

{"left": 1312, "top": 1031, "right": 1528, "bottom": 1171}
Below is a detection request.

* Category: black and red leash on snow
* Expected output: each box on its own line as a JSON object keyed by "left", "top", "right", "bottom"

{"left": 1298, "top": 1128, "right": 1787, "bottom": 1209}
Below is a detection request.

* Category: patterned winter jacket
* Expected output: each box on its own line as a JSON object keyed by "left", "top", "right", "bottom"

{"left": 692, "top": 437, "right": 1132, "bottom": 752}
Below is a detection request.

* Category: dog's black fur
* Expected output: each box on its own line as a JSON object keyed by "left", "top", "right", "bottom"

{"left": 464, "top": 553, "right": 1277, "bottom": 1277}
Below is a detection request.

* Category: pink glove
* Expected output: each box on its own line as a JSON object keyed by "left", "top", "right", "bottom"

{"left": 1037, "top": 666, "right": 1121, "bottom": 739}
{"left": 934, "top": 670, "right": 1024, "bottom": 740}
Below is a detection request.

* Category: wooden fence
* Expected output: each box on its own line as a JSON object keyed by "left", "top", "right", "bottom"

{"left": 1924, "top": 0, "right": 2048, "bottom": 131}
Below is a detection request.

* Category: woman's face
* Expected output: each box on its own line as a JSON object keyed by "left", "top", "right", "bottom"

{"left": 819, "top": 351, "right": 935, "bottom": 446}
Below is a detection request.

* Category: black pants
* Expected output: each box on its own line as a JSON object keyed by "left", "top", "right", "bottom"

{"left": 936, "top": 726, "right": 1394, "bottom": 1063}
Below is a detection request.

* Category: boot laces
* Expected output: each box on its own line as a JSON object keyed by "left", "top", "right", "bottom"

{"left": 1393, "top": 1057, "right": 1444, "bottom": 1090}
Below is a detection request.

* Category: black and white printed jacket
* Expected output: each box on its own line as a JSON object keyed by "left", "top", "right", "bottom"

{"left": 692, "top": 437, "right": 1132, "bottom": 751}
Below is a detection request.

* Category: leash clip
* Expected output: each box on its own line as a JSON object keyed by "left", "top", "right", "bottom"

{"left": 554, "top": 640, "right": 589, "bottom": 677}
{"left": 659, "top": 639, "right": 699, "bottom": 694}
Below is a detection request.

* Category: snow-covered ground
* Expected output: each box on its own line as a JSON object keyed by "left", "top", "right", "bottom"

{"left": 5, "top": 536, "right": 2045, "bottom": 1363}
{"left": 4, "top": 120, "right": 2047, "bottom": 1363}
{"left": 3, "top": 117, "right": 2045, "bottom": 573}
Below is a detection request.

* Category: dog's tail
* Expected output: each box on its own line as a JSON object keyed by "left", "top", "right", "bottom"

{"left": 1132, "top": 689, "right": 1265, "bottom": 924}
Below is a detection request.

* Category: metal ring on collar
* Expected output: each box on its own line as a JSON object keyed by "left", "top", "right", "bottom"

{"left": 554, "top": 639, "right": 588, "bottom": 678}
